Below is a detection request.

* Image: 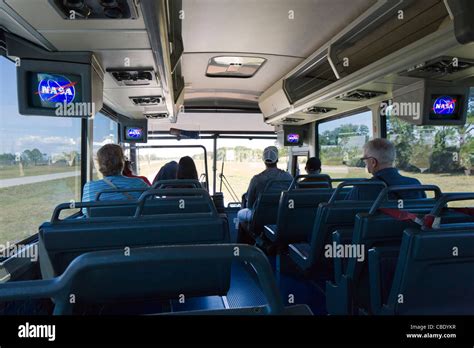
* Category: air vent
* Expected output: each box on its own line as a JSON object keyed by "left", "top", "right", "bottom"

{"left": 336, "top": 90, "right": 386, "bottom": 102}
{"left": 130, "top": 96, "right": 162, "bottom": 106}
{"left": 108, "top": 69, "right": 155, "bottom": 86}
{"left": 144, "top": 113, "right": 168, "bottom": 119}
{"left": 281, "top": 117, "right": 305, "bottom": 124}
{"left": 399, "top": 56, "right": 474, "bottom": 79}
{"left": 50, "top": 0, "right": 138, "bottom": 19}
{"left": 305, "top": 106, "right": 337, "bottom": 114}
{"left": 206, "top": 56, "right": 266, "bottom": 78}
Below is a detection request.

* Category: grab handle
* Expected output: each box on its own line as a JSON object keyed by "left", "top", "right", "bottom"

{"left": 328, "top": 181, "right": 387, "bottom": 204}
{"left": 368, "top": 185, "right": 442, "bottom": 215}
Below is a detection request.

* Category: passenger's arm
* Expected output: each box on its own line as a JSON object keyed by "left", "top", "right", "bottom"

{"left": 246, "top": 177, "right": 257, "bottom": 209}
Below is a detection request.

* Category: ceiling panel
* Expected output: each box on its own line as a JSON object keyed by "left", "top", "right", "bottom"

{"left": 182, "top": 0, "right": 376, "bottom": 57}
{"left": 182, "top": 52, "right": 302, "bottom": 95}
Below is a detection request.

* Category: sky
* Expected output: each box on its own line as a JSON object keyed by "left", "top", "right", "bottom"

{"left": 0, "top": 57, "right": 82, "bottom": 156}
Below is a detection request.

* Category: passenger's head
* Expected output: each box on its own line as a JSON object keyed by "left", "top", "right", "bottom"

{"left": 362, "top": 138, "right": 396, "bottom": 174}
{"left": 263, "top": 146, "right": 279, "bottom": 168}
{"left": 154, "top": 161, "right": 178, "bottom": 184}
{"left": 97, "top": 144, "right": 125, "bottom": 177}
{"left": 305, "top": 157, "right": 321, "bottom": 174}
{"left": 177, "top": 156, "right": 198, "bottom": 180}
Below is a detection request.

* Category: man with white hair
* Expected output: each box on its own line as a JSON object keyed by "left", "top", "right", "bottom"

{"left": 346, "top": 138, "right": 425, "bottom": 200}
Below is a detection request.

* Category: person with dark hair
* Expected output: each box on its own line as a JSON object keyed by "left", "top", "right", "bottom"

{"left": 305, "top": 157, "right": 322, "bottom": 175}
{"left": 300, "top": 157, "right": 331, "bottom": 188}
{"left": 152, "top": 161, "right": 178, "bottom": 185}
{"left": 177, "top": 156, "right": 199, "bottom": 180}
{"left": 123, "top": 160, "right": 151, "bottom": 186}
{"left": 82, "top": 144, "right": 148, "bottom": 204}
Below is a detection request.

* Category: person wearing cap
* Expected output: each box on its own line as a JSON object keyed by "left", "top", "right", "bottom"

{"left": 237, "top": 146, "right": 293, "bottom": 224}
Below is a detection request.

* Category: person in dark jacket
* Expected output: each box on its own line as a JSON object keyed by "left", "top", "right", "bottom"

{"left": 152, "top": 161, "right": 178, "bottom": 185}
{"left": 346, "top": 138, "right": 425, "bottom": 200}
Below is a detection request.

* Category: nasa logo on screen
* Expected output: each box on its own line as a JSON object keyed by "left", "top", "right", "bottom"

{"left": 127, "top": 128, "right": 143, "bottom": 139}
{"left": 432, "top": 96, "right": 456, "bottom": 115}
{"left": 287, "top": 133, "right": 300, "bottom": 143}
{"left": 37, "top": 75, "right": 76, "bottom": 104}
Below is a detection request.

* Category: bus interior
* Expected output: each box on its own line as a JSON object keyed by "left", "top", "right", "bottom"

{"left": 0, "top": 0, "right": 474, "bottom": 321}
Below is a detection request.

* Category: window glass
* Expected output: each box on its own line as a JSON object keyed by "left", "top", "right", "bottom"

{"left": 0, "top": 57, "right": 82, "bottom": 245}
{"left": 318, "top": 110, "right": 373, "bottom": 179}
{"left": 216, "top": 137, "right": 283, "bottom": 204}
{"left": 136, "top": 138, "right": 214, "bottom": 189}
{"left": 92, "top": 113, "right": 118, "bottom": 180}
{"left": 136, "top": 136, "right": 283, "bottom": 204}
{"left": 387, "top": 87, "right": 474, "bottom": 195}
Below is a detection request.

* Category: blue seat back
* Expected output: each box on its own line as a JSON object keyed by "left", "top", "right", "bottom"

{"left": 90, "top": 186, "right": 212, "bottom": 217}
{"left": 0, "top": 245, "right": 303, "bottom": 315}
{"left": 374, "top": 192, "right": 474, "bottom": 314}
{"left": 386, "top": 225, "right": 474, "bottom": 314}
{"left": 272, "top": 188, "right": 348, "bottom": 245}
{"left": 39, "top": 189, "right": 231, "bottom": 298}
{"left": 249, "top": 180, "right": 292, "bottom": 234}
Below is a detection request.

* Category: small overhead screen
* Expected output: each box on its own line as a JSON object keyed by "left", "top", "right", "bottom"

{"left": 17, "top": 58, "right": 103, "bottom": 117}
{"left": 121, "top": 120, "right": 148, "bottom": 143}
{"left": 283, "top": 126, "right": 305, "bottom": 146}
{"left": 391, "top": 80, "right": 469, "bottom": 126}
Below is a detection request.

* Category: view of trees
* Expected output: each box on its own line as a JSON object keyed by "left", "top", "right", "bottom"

{"left": 388, "top": 100, "right": 474, "bottom": 174}
{"left": 319, "top": 123, "right": 370, "bottom": 166}
{"left": 0, "top": 149, "right": 80, "bottom": 167}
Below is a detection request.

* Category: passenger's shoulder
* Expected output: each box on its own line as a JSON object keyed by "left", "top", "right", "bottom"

{"left": 84, "top": 179, "right": 104, "bottom": 188}
{"left": 408, "top": 177, "right": 422, "bottom": 185}
{"left": 126, "top": 177, "right": 149, "bottom": 187}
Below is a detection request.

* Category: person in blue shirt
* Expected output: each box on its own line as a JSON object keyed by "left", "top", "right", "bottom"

{"left": 82, "top": 144, "right": 149, "bottom": 205}
{"left": 346, "top": 138, "right": 425, "bottom": 200}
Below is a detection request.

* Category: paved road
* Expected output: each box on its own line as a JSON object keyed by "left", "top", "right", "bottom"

{"left": 0, "top": 171, "right": 79, "bottom": 188}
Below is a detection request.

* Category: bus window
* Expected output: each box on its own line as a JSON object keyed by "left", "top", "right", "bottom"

{"left": 0, "top": 56, "right": 82, "bottom": 245}
{"left": 387, "top": 87, "right": 474, "bottom": 198}
{"left": 136, "top": 138, "right": 214, "bottom": 187}
{"left": 92, "top": 113, "right": 118, "bottom": 180}
{"left": 318, "top": 110, "right": 373, "bottom": 179}
{"left": 216, "top": 137, "right": 283, "bottom": 204}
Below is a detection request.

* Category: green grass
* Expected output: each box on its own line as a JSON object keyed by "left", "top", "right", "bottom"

{"left": 0, "top": 176, "right": 80, "bottom": 245}
{"left": 0, "top": 165, "right": 76, "bottom": 180}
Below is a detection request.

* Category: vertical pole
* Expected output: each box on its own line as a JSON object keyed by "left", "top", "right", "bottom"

{"left": 80, "top": 118, "right": 88, "bottom": 199}
{"left": 130, "top": 143, "right": 138, "bottom": 174}
{"left": 213, "top": 135, "right": 218, "bottom": 194}
{"left": 86, "top": 118, "right": 94, "bottom": 182}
